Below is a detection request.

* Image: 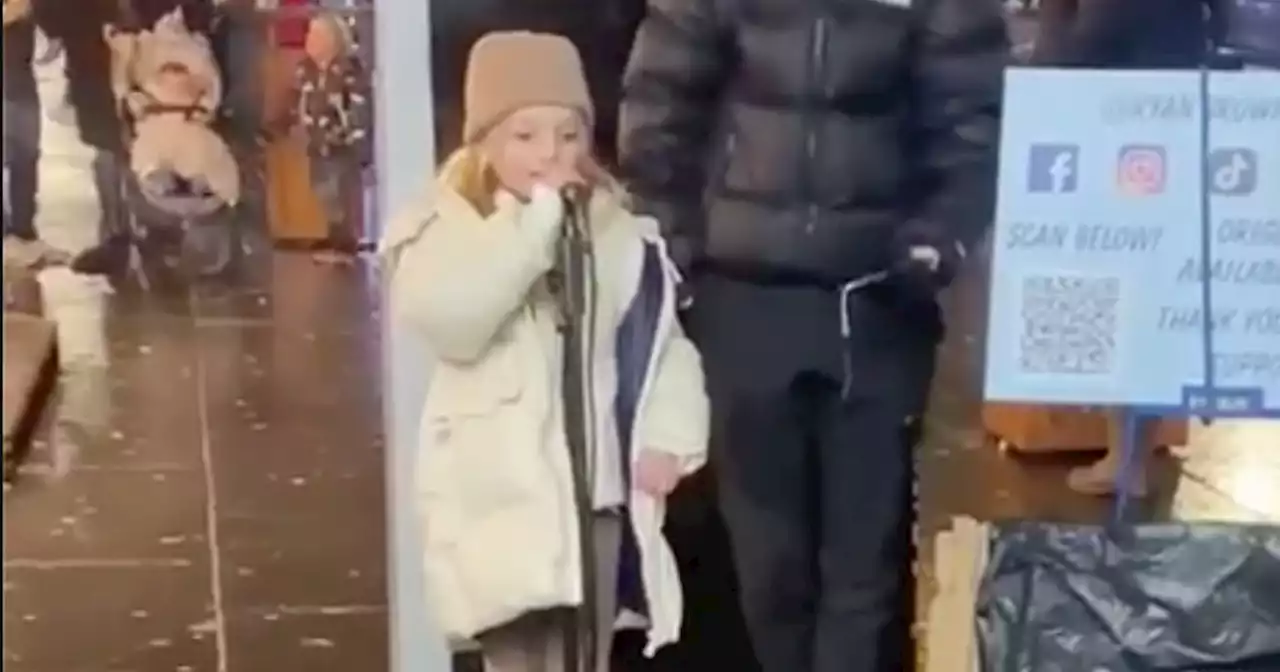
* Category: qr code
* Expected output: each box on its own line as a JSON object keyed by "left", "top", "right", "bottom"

{"left": 1018, "top": 275, "right": 1120, "bottom": 375}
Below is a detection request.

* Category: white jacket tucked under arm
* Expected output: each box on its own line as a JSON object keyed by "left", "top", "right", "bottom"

{"left": 380, "top": 181, "right": 710, "bottom": 657}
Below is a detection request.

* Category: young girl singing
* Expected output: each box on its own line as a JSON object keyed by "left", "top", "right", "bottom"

{"left": 379, "top": 32, "right": 710, "bottom": 672}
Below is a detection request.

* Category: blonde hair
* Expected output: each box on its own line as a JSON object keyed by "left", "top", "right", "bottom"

{"left": 308, "top": 12, "right": 355, "bottom": 58}
{"left": 4, "top": 0, "right": 32, "bottom": 27}
{"left": 439, "top": 144, "right": 628, "bottom": 217}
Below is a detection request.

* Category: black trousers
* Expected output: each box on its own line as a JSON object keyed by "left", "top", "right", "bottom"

{"left": 686, "top": 272, "right": 938, "bottom": 672}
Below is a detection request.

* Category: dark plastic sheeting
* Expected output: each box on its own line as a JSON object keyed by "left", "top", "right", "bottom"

{"left": 977, "top": 521, "right": 1280, "bottom": 672}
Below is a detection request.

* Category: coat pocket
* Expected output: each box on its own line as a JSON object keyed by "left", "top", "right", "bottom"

{"left": 419, "top": 339, "right": 546, "bottom": 532}
{"left": 425, "top": 340, "right": 524, "bottom": 419}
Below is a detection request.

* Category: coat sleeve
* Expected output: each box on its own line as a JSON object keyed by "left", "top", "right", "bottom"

{"left": 343, "top": 57, "right": 373, "bottom": 163}
{"left": 384, "top": 196, "right": 553, "bottom": 365}
{"left": 639, "top": 317, "right": 710, "bottom": 475}
{"left": 1027, "top": 0, "right": 1077, "bottom": 65}
{"left": 909, "top": 0, "right": 1008, "bottom": 252}
{"left": 1047, "top": 0, "right": 1135, "bottom": 66}
{"left": 617, "top": 0, "right": 728, "bottom": 277}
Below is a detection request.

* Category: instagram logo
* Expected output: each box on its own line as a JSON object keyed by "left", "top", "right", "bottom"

{"left": 1117, "top": 145, "right": 1167, "bottom": 196}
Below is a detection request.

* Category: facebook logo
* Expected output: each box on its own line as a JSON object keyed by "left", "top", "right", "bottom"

{"left": 1209, "top": 148, "right": 1258, "bottom": 196}
{"left": 1027, "top": 144, "right": 1080, "bottom": 193}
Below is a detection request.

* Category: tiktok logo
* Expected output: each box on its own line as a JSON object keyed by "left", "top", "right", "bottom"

{"left": 1027, "top": 144, "right": 1080, "bottom": 194}
{"left": 1209, "top": 148, "right": 1258, "bottom": 196}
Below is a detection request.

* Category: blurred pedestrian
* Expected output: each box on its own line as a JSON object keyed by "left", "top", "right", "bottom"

{"left": 288, "top": 11, "right": 369, "bottom": 265}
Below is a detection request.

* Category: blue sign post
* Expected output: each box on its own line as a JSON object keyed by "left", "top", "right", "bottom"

{"left": 987, "top": 68, "right": 1280, "bottom": 418}
{"left": 986, "top": 68, "right": 1280, "bottom": 514}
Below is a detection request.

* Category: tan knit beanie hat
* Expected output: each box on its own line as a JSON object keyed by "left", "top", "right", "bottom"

{"left": 463, "top": 31, "right": 594, "bottom": 142}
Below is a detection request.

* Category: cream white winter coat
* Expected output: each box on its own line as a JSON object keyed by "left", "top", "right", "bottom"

{"left": 380, "top": 178, "right": 710, "bottom": 656}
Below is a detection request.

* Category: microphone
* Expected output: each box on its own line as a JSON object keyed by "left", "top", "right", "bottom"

{"left": 560, "top": 183, "right": 590, "bottom": 208}
{"left": 559, "top": 183, "right": 590, "bottom": 242}
{"left": 548, "top": 183, "right": 587, "bottom": 301}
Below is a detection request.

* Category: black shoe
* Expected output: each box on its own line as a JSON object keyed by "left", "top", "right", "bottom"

{"left": 70, "top": 235, "right": 133, "bottom": 276}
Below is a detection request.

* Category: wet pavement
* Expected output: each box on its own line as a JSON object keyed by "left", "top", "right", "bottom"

{"left": 3, "top": 249, "right": 1278, "bottom": 672}
{"left": 3, "top": 255, "right": 388, "bottom": 672}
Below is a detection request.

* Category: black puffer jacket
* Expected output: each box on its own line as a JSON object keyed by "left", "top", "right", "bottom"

{"left": 619, "top": 0, "right": 1008, "bottom": 285}
{"left": 1031, "top": 0, "right": 1223, "bottom": 69}
{"left": 31, "top": 0, "right": 123, "bottom": 153}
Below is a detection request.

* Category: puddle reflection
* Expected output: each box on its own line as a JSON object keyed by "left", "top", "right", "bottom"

{"left": 1173, "top": 420, "right": 1280, "bottom": 522}
{"left": 20, "top": 269, "right": 112, "bottom": 482}
{"left": 44, "top": 362, "right": 110, "bottom": 479}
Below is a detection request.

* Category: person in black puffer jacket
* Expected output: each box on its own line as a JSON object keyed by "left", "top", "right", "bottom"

{"left": 618, "top": 1, "right": 1008, "bottom": 671}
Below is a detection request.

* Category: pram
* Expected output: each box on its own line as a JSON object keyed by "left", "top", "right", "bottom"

{"left": 103, "top": 7, "right": 241, "bottom": 283}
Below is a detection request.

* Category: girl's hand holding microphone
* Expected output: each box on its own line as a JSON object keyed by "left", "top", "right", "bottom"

{"left": 500, "top": 183, "right": 563, "bottom": 267}
{"left": 505, "top": 166, "right": 584, "bottom": 267}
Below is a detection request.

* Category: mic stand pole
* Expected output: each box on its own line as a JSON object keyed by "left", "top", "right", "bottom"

{"left": 554, "top": 194, "right": 598, "bottom": 672}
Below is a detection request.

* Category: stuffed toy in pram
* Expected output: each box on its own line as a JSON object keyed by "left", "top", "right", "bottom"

{"left": 104, "top": 7, "right": 238, "bottom": 221}
{"left": 3, "top": 0, "right": 30, "bottom": 26}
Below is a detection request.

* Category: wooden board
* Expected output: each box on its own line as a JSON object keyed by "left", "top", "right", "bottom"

{"left": 982, "top": 403, "right": 1189, "bottom": 453}
{"left": 3, "top": 312, "right": 57, "bottom": 455}
{"left": 264, "top": 136, "right": 328, "bottom": 243}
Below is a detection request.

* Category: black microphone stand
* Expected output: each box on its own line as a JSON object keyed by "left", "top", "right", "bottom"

{"left": 553, "top": 187, "right": 598, "bottom": 672}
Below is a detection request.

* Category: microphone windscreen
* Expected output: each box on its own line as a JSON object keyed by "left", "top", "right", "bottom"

{"left": 561, "top": 183, "right": 590, "bottom": 207}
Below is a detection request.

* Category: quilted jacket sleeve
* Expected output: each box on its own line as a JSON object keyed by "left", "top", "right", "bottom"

{"left": 383, "top": 193, "right": 552, "bottom": 365}
{"left": 1030, "top": 0, "right": 1221, "bottom": 68}
{"left": 639, "top": 309, "right": 710, "bottom": 476}
{"left": 910, "top": 0, "right": 1008, "bottom": 252}
{"left": 617, "top": 0, "right": 729, "bottom": 277}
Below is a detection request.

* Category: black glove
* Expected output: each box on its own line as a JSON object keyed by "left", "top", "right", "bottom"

{"left": 889, "top": 221, "right": 966, "bottom": 300}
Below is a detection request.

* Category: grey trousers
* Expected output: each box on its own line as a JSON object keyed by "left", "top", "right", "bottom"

{"left": 308, "top": 150, "right": 361, "bottom": 250}
{"left": 3, "top": 98, "right": 40, "bottom": 240}
{"left": 479, "top": 513, "right": 622, "bottom": 672}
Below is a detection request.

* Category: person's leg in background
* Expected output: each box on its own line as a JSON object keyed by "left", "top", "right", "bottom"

{"left": 307, "top": 150, "right": 353, "bottom": 265}
{"left": 1068, "top": 413, "right": 1157, "bottom": 497}
{"left": 690, "top": 275, "right": 834, "bottom": 672}
{"left": 812, "top": 390, "right": 919, "bottom": 672}
{"left": 1, "top": 94, "right": 67, "bottom": 273}
{"left": 691, "top": 277, "right": 933, "bottom": 672}
{"left": 218, "top": 128, "right": 268, "bottom": 274}
{"left": 331, "top": 150, "right": 363, "bottom": 258}
{"left": 712, "top": 379, "right": 815, "bottom": 672}
{"left": 4, "top": 97, "right": 41, "bottom": 242}
{"left": 811, "top": 292, "right": 935, "bottom": 672}
{"left": 808, "top": 343, "right": 931, "bottom": 665}
{"left": 69, "top": 149, "right": 133, "bottom": 276}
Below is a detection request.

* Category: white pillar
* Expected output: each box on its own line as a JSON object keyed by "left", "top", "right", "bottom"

{"left": 373, "top": 0, "right": 449, "bottom": 671}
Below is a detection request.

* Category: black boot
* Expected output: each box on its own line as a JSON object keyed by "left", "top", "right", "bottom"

{"left": 70, "top": 234, "right": 133, "bottom": 276}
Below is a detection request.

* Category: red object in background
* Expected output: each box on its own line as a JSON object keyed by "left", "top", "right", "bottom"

{"left": 274, "top": 0, "right": 311, "bottom": 48}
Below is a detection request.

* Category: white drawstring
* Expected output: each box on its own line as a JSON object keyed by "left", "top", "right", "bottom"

{"left": 638, "top": 226, "right": 694, "bottom": 310}
{"left": 838, "top": 269, "right": 889, "bottom": 399}
{"left": 838, "top": 270, "right": 889, "bottom": 338}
